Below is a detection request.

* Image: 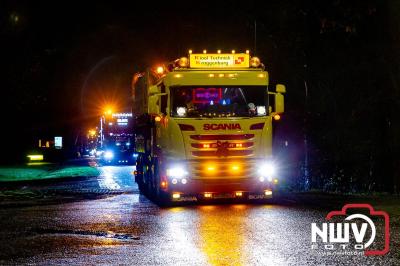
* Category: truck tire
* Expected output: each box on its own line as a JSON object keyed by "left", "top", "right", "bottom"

{"left": 153, "top": 158, "right": 172, "bottom": 206}
{"left": 136, "top": 155, "right": 147, "bottom": 194}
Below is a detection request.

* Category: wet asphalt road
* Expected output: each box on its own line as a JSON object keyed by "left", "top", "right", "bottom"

{"left": 0, "top": 162, "right": 399, "bottom": 265}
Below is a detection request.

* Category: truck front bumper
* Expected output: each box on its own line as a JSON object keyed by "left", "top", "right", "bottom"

{"left": 165, "top": 177, "right": 276, "bottom": 201}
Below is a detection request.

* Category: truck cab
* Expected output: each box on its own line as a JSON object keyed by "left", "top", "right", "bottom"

{"left": 133, "top": 51, "right": 285, "bottom": 203}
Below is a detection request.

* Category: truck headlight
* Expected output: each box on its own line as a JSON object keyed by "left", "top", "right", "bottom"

{"left": 104, "top": 151, "right": 114, "bottom": 160}
{"left": 166, "top": 166, "right": 188, "bottom": 178}
{"left": 258, "top": 162, "right": 276, "bottom": 177}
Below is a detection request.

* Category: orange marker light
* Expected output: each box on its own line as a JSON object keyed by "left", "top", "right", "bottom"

{"left": 231, "top": 165, "right": 240, "bottom": 171}
{"left": 264, "top": 190, "right": 273, "bottom": 196}
{"left": 203, "top": 144, "right": 210, "bottom": 148}
{"left": 235, "top": 192, "right": 243, "bottom": 197}
{"left": 172, "top": 193, "right": 181, "bottom": 199}
{"left": 273, "top": 114, "right": 281, "bottom": 121}
{"left": 156, "top": 66, "right": 164, "bottom": 74}
{"left": 236, "top": 143, "right": 243, "bottom": 148}
{"left": 154, "top": 116, "right": 162, "bottom": 122}
{"left": 204, "top": 193, "right": 212, "bottom": 198}
{"left": 161, "top": 181, "right": 167, "bottom": 188}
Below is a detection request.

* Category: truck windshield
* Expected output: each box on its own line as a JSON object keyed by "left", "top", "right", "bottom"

{"left": 171, "top": 86, "right": 268, "bottom": 118}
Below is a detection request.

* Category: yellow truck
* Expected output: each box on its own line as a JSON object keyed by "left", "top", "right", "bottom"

{"left": 132, "top": 51, "right": 285, "bottom": 203}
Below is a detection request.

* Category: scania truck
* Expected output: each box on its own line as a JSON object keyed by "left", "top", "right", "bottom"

{"left": 99, "top": 112, "right": 136, "bottom": 164}
{"left": 132, "top": 51, "right": 285, "bottom": 203}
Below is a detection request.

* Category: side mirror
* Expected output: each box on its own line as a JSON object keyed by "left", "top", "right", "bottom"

{"left": 275, "top": 93, "right": 284, "bottom": 113}
{"left": 276, "top": 84, "right": 286, "bottom": 94}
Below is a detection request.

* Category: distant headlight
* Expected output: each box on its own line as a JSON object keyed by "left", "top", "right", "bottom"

{"left": 258, "top": 162, "right": 276, "bottom": 177}
{"left": 166, "top": 166, "right": 188, "bottom": 178}
{"left": 176, "top": 107, "right": 187, "bottom": 117}
{"left": 104, "top": 151, "right": 114, "bottom": 160}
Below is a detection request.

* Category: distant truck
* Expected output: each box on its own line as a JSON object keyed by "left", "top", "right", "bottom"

{"left": 132, "top": 51, "right": 285, "bottom": 203}
{"left": 99, "top": 112, "right": 136, "bottom": 164}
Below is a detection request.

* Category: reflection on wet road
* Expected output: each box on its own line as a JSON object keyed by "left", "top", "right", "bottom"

{"left": 0, "top": 164, "right": 398, "bottom": 265}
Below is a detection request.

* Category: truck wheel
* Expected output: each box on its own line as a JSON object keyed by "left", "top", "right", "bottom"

{"left": 147, "top": 158, "right": 158, "bottom": 200}
{"left": 135, "top": 155, "right": 146, "bottom": 193}
{"left": 153, "top": 159, "right": 172, "bottom": 206}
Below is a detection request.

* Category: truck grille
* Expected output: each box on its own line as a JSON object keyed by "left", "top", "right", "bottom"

{"left": 187, "top": 160, "right": 259, "bottom": 179}
{"left": 189, "top": 134, "right": 255, "bottom": 158}
{"left": 190, "top": 134, "right": 254, "bottom": 140}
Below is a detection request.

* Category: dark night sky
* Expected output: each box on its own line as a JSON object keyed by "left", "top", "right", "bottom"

{"left": 2, "top": 1, "right": 285, "bottom": 140}
{"left": 2, "top": 0, "right": 400, "bottom": 192}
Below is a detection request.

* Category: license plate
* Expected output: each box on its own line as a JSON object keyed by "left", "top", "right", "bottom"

{"left": 248, "top": 194, "right": 268, "bottom": 200}
{"left": 213, "top": 193, "right": 234, "bottom": 199}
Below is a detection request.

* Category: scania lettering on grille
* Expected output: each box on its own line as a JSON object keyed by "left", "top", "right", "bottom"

{"left": 203, "top": 124, "right": 242, "bottom": 130}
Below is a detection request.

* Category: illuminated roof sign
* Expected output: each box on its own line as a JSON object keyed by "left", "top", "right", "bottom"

{"left": 189, "top": 53, "right": 250, "bottom": 68}
{"left": 112, "top": 113, "right": 133, "bottom": 118}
